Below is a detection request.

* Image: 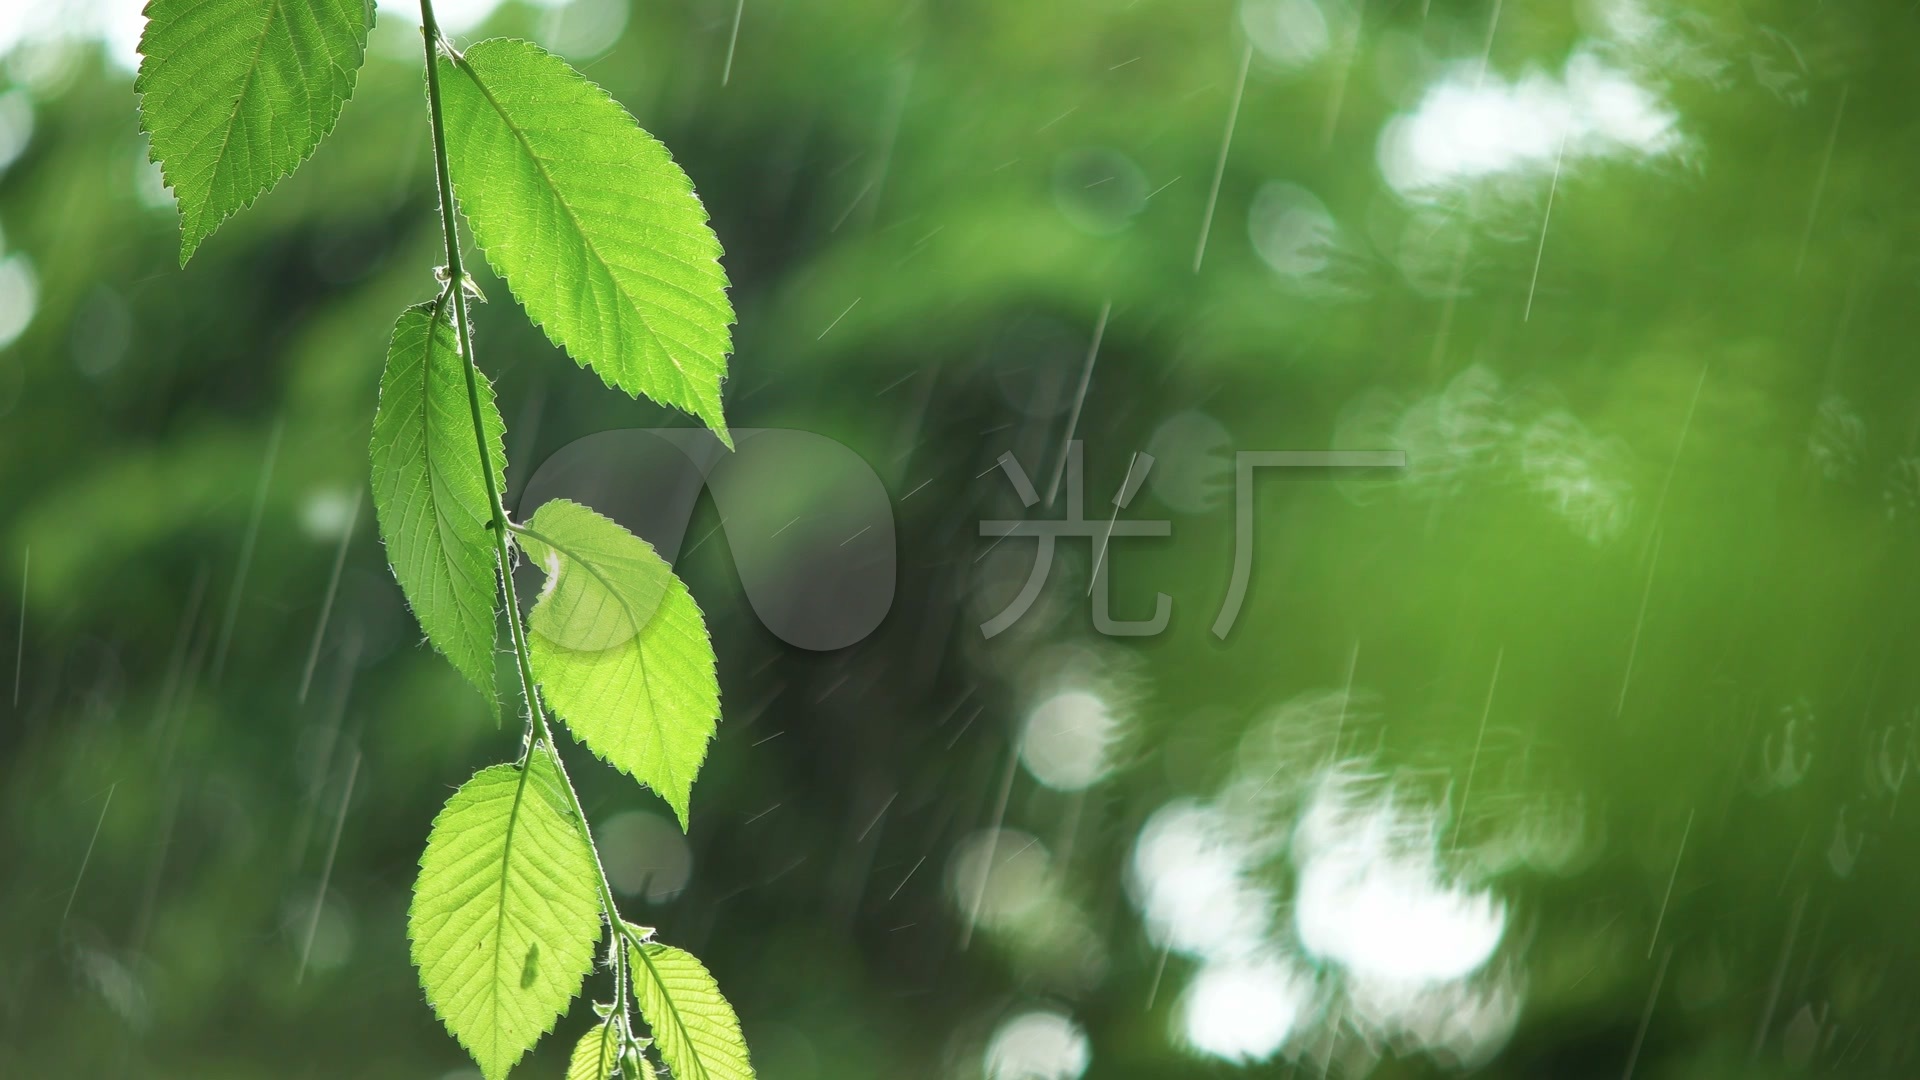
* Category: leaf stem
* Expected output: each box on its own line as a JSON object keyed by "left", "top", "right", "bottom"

{"left": 418, "top": 0, "right": 631, "bottom": 997}
{"left": 418, "top": 0, "right": 530, "bottom": 730}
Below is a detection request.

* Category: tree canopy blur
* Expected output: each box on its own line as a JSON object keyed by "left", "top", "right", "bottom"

{"left": 3, "top": 0, "right": 1919, "bottom": 1076}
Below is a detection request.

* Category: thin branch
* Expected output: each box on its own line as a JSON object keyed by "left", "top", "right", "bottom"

{"left": 419, "top": 0, "right": 632, "bottom": 994}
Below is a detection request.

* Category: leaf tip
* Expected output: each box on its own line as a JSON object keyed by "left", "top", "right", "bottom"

{"left": 697, "top": 398, "right": 733, "bottom": 451}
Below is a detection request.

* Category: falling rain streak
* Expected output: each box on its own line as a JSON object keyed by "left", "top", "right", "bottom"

{"left": 298, "top": 488, "right": 361, "bottom": 704}
{"left": 1617, "top": 530, "right": 1662, "bottom": 719}
{"left": 8, "top": 1, "right": 1920, "bottom": 1076}
{"left": 298, "top": 749, "right": 360, "bottom": 985}
{"left": 1524, "top": 132, "right": 1566, "bottom": 322}
{"left": 721, "top": 0, "right": 745, "bottom": 85}
{"left": 1621, "top": 944, "right": 1672, "bottom": 1080}
{"left": 1795, "top": 86, "right": 1847, "bottom": 278}
{"left": 1046, "top": 300, "right": 1110, "bottom": 508}
{"left": 11, "top": 546, "right": 23, "bottom": 708}
{"left": 1647, "top": 808, "right": 1691, "bottom": 958}
{"left": 1193, "top": 42, "right": 1252, "bottom": 273}
{"left": 1450, "top": 647, "right": 1503, "bottom": 855}
{"left": 212, "top": 420, "right": 282, "bottom": 683}
{"left": 62, "top": 783, "right": 115, "bottom": 924}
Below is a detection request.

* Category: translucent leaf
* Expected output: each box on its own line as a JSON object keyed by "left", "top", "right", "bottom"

{"left": 518, "top": 500, "right": 719, "bottom": 830}
{"left": 566, "top": 1019, "right": 620, "bottom": 1080}
{"left": 135, "top": 0, "right": 372, "bottom": 264}
{"left": 369, "top": 298, "right": 504, "bottom": 698}
{"left": 630, "top": 940, "right": 755, "bottom": 1080}
{"left": 437, "top": 38, "right": 735, "bottom": 445}
{"left": 409, "top": 749, "right": 604, "bottom": 1080}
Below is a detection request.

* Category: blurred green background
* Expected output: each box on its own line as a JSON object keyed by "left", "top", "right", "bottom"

{"left": 3, "top": 0, "right": 1918, "bottom": 1076}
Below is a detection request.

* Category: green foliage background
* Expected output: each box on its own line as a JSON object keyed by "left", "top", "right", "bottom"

{"left": 3, "top": 0, "right": 1919, "bottom": 1076}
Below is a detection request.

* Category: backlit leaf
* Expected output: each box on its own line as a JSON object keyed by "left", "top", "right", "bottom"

{"left": 630, "top": 940, "right": 755, "bottom": 1080}
{"left": 136, "top": 0, "right": 372, "bottom": 263}
{"left": 566, "top": 1019, "right": 620, "bottom": 1080}
{"left": 409, "top": 748, "right": 603, "bottom": 1080}
{"left": 518, "top": 499, "right": 719, "bottom": 829}
{"left": 437, "top": 38, "right": 734, "bottom": 444}
{"left": 369, "top": 298, "right": 504, "bottom": 699}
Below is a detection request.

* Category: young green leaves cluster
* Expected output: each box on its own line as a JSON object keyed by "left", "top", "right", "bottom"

{"left": 136, "top": 2, "right": 752, "bottom": 1077}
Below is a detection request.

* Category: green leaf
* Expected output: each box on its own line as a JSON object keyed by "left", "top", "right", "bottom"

{"left": 135, "top": 0, "right": 372, "bottom": 264}
{"left": 630, "top": 940, "right": 755, "bottom": 1080}
{"left": 437, "top": 38, "right": 735, "bottom": 445}
{"left": 517, "top": 500, "right": 719, "bottom": 830}
{"left": 369, "top": 298, "right": 505, "bottom": 699}
{"left": 566, "top": 1019, "right": 620, "bottom": 1080}
{"left": 409, "top": 748, "right": 604, "bottom": 1080}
